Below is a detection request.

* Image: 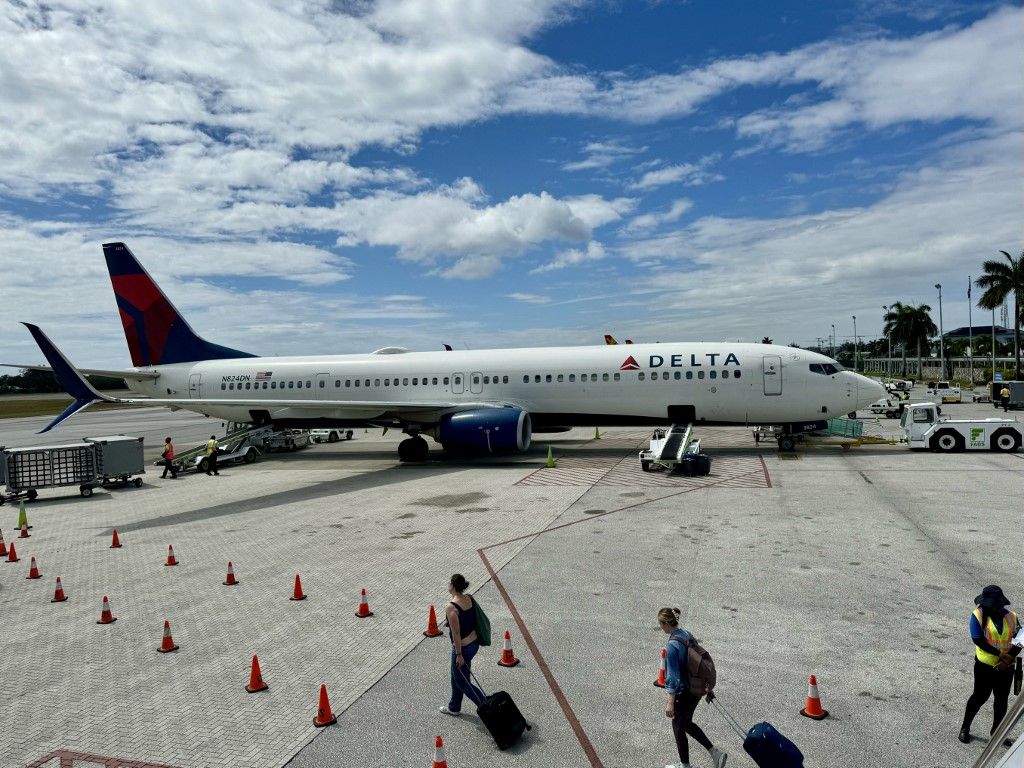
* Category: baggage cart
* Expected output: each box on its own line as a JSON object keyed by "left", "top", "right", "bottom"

{"left": 83, "top": 436, "right": 145, "bottom": 488}
{"left": 0, "top": 443, "right": 100, "bottom": 503}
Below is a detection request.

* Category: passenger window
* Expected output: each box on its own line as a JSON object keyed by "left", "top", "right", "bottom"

{"left": 384, "top": 379, "right": 390, "bottom": 386}
{"left": 602, "top": 373, "right": 609, "bottom": 382}
{"left": 663, "top": 372, "right": 669, "bottom": 380}
{"left": 709, "top": 371, "right": 717, "bottom": 380}
{"left": 362, "top": 379, "right": 368, "bottom": 387}
{"left": 591, "top": 374, "right": 597, "bottom": 382}
{"left": 734, "top": 370, "right": 741, "bottom": 379}
{"left": 523, "top": 375, "right": 529, "bottom": 383}
{"left": 288, "top": 381, "right": 294, "bottom": 389}
{"left": 697, "top": 371, "right": 705, "bottom": 380}
{"left": 545, "top": 375, "right": 552, "bottom": 383}
{"left": 557, "top": 374, "right": 564, "bottom": 383}
{"left": 319, "top": 380, "right": 325, "bottom": 388}
{"left": 335, "top": 380, "right": 340, "bottom": 387}
{"left": 639, "top": 372, "right": 646, "bottom": 381}
{"left": 229, "top": 383, "right": 235, "bottom": 390}
{"left": 722, "top": 370, "right": 729, "bottom": 379}
{"left": 614, "top": 373, "right": 620, "bottom": 382}
{"left": 502, "top": 376, "right": 508, "bottom": 384}
{"left": 686, "top": 371, "right": 693, "bottom": 380}
{"left": 412, "top": 378, "right": 418, "bottom": 385}
{"left": 472, "top": 376, "right": 479, "bottom": 385}
{"left": 271, "top": 381, "right": 277, "bottom": 389}
{"left": 483, "top": 376, "right": 490, "bottom": 384}
{"left": 345, "top": 380, "right": 351, "bottom": 388}
{"left": 535, "top": 375, "right": 541, "bottom": 383}
{"left": 263, "top": 382, "right": 269, "bottom": 389}
{"left": 374, "top": 379, "right": 380, "bottom": 387}
{"left": 433, "top": 377, "right": 439, "bottom": 385}
{"left": 246, "top": 382, "right": 252, "bottom": 389}
{"left": 221, "top": 383, "right": 226, "bottom": 390}
{"left": 569, "top": 374, "right": 576, "bottom": 383}
{"left": 674, "top": 371, "right": 681, "bottom": 380}
{"left": 444, "top": 377, "right": 450, "bottom": 385}
{"left": 403, "top": 378, "right": 409, "bottom": 385}
{"left": 354, "top": 380, "right": 359, "bottom": 387}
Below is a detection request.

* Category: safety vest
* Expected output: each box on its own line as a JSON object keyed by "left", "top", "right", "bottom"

{"left": 1001, "top": 388, "right": 1010, "bottom": 399}
{"left": 164, "top": 443, "right": 175, "bottom": 460}
{"left": 973, "top": 608, "right": 1018, "bottom": 666}
{"left": 206, "top": 439, "right": 217, "bottom": 455}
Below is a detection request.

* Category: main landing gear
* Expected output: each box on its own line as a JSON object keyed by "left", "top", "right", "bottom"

{"left": 397, "top": 434, "right": 429, "bottom": 463}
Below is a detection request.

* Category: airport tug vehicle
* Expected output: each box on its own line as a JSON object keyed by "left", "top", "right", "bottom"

{"left": 901, "top": 402, "right": 1023, "bottom": 452}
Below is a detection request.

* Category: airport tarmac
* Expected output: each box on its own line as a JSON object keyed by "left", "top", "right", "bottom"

{"left": 0, "top": 395, "right": 1021, "bottom": 768}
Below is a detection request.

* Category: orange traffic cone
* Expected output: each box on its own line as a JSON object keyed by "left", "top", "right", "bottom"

{"left": 498, "top": 630, "right": 520, "bottom": 667}
{"left": 165, "top": 544, "right": 178, "bottom": 566}
{"left": 110, "top": 529, "right": 122, "bottom": 548}
{"left": 313, "top": 684, "right": 337, "bottom": 727}
{"left": 432, "top": 735, "right": 448, "bottom": 768}
{"left": 223, "top": 562, "right": 238, "bottom": 586}
{"left": 0, "top": 529, "right": 6, "bottom": 557}
{"left": 245, "top": 654, "right": 268, "bottom": 693}
{"left": 6, "top": 540, "right": 19, "bottom": 563}
{"left": 19, "top": 522, "right": 29, "bottom": 538}
{"left": 653, "top": 648, "right": 667, "bottom": 688}
{"left": 51, "top": 576, "right": 68, "bottom": 603}
{"left": 157, "top": 620, "right": 179, "bottom": 653}
{"left": 423, "top": 605, "right": 444, "bottom": 638}
{"left": 97, "top": 595, "right": 116, "bottom": 624}
{"left": 290, "top": 574, "right": 307, "bottom": 601}
{"left": 26, "top": 555, "right": 41, "bottom": 579}
{"left": 800, "top": 674, "right": 829, "bottom": 719}
{"left": 354, "top": 587, "right": 374, "bottom": 618}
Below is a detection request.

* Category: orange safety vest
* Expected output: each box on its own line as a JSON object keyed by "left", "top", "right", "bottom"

{"left": 163, "top": 443, "right": 175, "bottom": 460}
{"left": 973, "top": 608, "right": 1018, "bottom": 666}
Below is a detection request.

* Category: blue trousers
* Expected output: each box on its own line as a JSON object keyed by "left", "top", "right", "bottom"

{"left": 448, "top": 640, "right": 485, "bottom": 712}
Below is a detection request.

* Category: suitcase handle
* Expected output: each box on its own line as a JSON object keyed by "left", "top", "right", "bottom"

{"left": 458, "top": 666, "right": 489, "bottom": 698}
{"left": 706, "top": 693, "right": 748, "bottom": 741}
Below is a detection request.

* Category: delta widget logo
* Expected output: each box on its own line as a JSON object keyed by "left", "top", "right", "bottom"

{"left": 620, "top": 356, "right": 640, "bottom": 371}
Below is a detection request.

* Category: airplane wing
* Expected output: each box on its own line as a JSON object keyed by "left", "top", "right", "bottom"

{"left": 0, "top": 363, "right": 160, "bottom": 380}
{"left": 22, "top": 323, "right": 521, "bottom": 431}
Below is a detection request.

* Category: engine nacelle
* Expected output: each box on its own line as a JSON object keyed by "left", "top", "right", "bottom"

{"left": 437, "top": 408, "right": 532, "bottom": 454}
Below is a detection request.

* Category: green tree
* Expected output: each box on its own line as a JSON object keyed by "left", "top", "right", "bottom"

{"left": 883, "top": 302, "right": 913, "bottom": 376}
{"left": 884, "top": 302, "right": 937, "bottom": 377}
{"left": 976, "top": 249, "right": 1024, "bottom": 379}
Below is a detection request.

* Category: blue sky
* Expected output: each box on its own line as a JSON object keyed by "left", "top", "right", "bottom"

{"left": 0, "top": 0, "right": 1021, "bottom": 367}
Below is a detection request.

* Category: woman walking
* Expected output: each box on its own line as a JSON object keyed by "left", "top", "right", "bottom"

{"left": 659, "top": 607, "right": 727, "bottom": 768}
{"left": 439, "top": 573, "right": 486, "bottom": 716}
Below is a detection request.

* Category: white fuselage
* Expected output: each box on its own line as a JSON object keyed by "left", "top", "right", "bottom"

{"left": 124, "top": 343, "right": 884, "bottom": 430}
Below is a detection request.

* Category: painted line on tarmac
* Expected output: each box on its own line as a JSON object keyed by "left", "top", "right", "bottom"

{"left": 477, "top": 468, "right": 769, "bottom": 768}
{"left": 26, "top": 750, "right": 180, "bottom": 768}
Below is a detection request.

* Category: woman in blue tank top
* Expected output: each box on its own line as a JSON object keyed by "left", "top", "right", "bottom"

{"left": 439, "top": 573, "right": 486, "bottom": 715}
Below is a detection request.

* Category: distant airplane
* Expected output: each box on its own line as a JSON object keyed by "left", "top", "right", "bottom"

{"left": 603, "top": 335, "right": 632, "bottom": 345}
{"left": 14, "top": 243, "right": 883, "bottom": 460}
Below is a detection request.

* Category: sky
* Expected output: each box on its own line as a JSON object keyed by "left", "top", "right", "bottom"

{"left": 0, "top": 0, "right": 1021, "bottom": 368}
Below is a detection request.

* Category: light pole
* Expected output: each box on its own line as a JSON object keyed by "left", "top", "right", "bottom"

{"left": 935, "top": 283, "right": 945, "bottom": 380}
{"left": 882, "top": 305, "right": 891, "bottom": 376}
{"left": 831, "top": 323, "right": 835, "bottom": 359}
{"left": 852, "top": 315, "right": 858, "bottom": 373}
{"left": 968, "top": 276, "right": 973, "bottom": 386}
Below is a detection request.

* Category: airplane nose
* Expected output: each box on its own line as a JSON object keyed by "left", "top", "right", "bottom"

{"left": 855, "top": 374, "right": 885, "bottom": 409}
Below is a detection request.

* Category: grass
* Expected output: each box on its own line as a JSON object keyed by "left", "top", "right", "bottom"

{"left": 0, "top": 398, "right": 142, "bottom": 420}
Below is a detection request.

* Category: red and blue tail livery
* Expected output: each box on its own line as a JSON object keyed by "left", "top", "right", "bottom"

{"left": 103, "top": 242, "right": 254, "bottom": 367}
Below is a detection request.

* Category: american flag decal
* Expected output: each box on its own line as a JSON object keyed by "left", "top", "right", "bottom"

{"left": 255, "top": 371, "right": 273, "bottom": 381}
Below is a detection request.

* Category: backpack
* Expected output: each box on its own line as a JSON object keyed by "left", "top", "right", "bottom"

{"left": 472, "top": 597, "right": 492, "bottom": 647}
{"left": 672, "top": 632, "right": 716, "bottom": 695}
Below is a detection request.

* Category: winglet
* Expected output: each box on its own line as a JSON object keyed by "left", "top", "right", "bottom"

{"left": 21, "top": 323, "right": 114, "bottom": 432}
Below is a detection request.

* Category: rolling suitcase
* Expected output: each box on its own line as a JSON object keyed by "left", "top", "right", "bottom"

{"left": 708, "top": 693, "right": 804, "bottom": 768}
{"left": 462, "top": 669, "right": 531, "bottom": 750}
{"left": 694, "top": 452, "right": 712, "bottom": 476}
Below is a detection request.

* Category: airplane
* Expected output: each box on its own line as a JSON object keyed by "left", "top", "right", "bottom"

{"left": 13, "top": 242, "right": 885, "bottom": 460}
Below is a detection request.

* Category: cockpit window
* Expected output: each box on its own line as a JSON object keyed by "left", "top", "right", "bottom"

{"left": 809, "top": 363, "right": 841, "bottom": 375}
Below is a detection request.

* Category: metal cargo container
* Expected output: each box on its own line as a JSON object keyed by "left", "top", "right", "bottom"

{"left": 84, "top": 435, "right": 145, "bottom": 486}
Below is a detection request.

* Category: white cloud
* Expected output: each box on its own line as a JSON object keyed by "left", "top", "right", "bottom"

{"left": 627, "top": 156, "right": 722, "bottom": 191}
{"left": 624, "top": 198, "right": 693, "bottom": 232}
{"left": 506, "top": 292, "right": 553, "bottom": 304}
{"left": 531, "top": 240, "right": 606, "bottom": 274}
{"left": 562, "top": 140, "right": 646, "bottom": 172}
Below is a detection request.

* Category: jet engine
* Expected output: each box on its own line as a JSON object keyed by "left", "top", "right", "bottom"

{"left": 436, "top": 408, "right": 532, "bottom": 454}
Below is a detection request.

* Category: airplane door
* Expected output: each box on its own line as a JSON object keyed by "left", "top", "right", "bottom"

{"left": 188, "top": 373, "right": 201, "bottom": 398}
{"left": 762, "top": 356, "right": 782, "bottom": 396}
{"left": 469, "top": 372, "right": 483, "bottom": 395}
{"left": 315, "top": 373, "right": 331, "bottom": 400}
{"left": 451, "top": 372, "right": 465, "bottom": 394}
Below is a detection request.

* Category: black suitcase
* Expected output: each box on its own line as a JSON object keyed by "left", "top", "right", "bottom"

{"left": 676, "top": 455, "right": 698, "bottom": 476}
{"left": 709, "top": 693, "right": 803, "bottom": 768}
{"left": 462, "top": 670, "right": 531, "bottom": 750}
{"left": 694, "top": 453, "right": 711, "bottom": 476}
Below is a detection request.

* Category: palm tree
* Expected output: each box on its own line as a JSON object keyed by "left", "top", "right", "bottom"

{"left": 905, "top": 304, "right": 938, "bottom": 378}
{"left": 883, "top": 302, "right": 913, "bottom": 376}
{"left": 761, "top": 336, "right": 773, "bottom": 344}
{"left": 976, "top": 249, "right": 1024, "bottom": 379}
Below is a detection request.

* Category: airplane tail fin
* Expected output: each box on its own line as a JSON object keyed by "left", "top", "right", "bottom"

{"left": 102, "top": 242, "right": 255, "bottom": 366}
{"left": 21, "top": 323, "right": 114, "bottom": 432}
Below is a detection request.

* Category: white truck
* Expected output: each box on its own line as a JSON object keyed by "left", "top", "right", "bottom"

{"left": 310, "top": 428, "right": 354, "bottom": 443}
{"left": 925, "top": 381, "right": 962, "bottom": 403}
{"left": 867, "top": 398, "right": 905, "bottom": 419}
{"left": 901, "top": 402, "right": 1023, "bottom": 452}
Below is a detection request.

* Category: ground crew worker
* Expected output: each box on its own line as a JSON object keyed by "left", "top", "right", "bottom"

{"left": 959, "top": 585, "right": 1020, "bottom": 744}
{"left": 658, "top": 608, "right": 727, "bottom": 768}
{"left": 1000, "top": 385, "right": 1011, "bottom": 412}
{"left": 205, "top": 434, "right": 220, "bottom": 476}
{"left": 160, "top": 437, "right": 177, "bottom": 479}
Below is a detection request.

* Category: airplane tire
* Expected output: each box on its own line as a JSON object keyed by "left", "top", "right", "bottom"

{"left": 991, "top": 430, "right": 1021, "bottom": 452}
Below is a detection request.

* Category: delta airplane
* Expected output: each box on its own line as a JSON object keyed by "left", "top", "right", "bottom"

{"left": 15, "top": 242, "right": 884, "bottom": 461}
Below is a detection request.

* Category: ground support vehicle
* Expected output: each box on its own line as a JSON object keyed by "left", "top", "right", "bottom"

{"left": 901, "top": 402, "right": 1023, "bottom": 452}
{"left": 867, "top": 399, "right": 905, "bottom": 419}
{"left": 887, "top": 380, "right": 914, "bottom": 392}
{"left": 990, "top": 381, "right": 1024, "bottom": 410}
{"left": 752, "top": 419, "right": 829, "bottom": 452}
{"left": 264, "top": 429, "right": 312, "bottom": 453}
{"left": 84, "top": 435, "right": 145, "bottom": 488}
{"left": 310, "top": 428, "right": 354, "bottom": 443}
{"left": 1, "top": 442, "right": 99, "bottom": 502}
{"left": 159, "top": 425, "right": 272, "bottom": 474}
{"left": 926, "top": 382, "right": 962, "bottom": 403}
{"left": 638, "top": 425, "right": 710, "bottom": 475}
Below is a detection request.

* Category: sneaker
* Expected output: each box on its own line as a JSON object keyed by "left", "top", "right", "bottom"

{"left": 439, "top": 705, "right": 460, "bottom": 717}
{"left": 664, "top": 763, "right": 690, "bottom": 768}
{"left": 958, "top": 728, "right": 971, "bottom": 744}
{"left": 710, "top": 746, "right": 728, "bottom": 768}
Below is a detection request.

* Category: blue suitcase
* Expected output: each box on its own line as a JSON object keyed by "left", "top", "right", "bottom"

{"left": 709, "top": 694, "right": 804, "bottom": 768}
